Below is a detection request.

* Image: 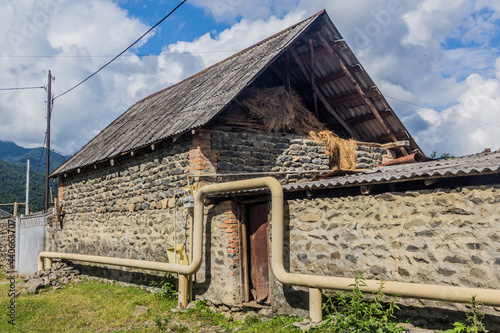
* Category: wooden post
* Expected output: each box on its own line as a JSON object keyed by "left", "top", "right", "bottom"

{"left": 45, "top": 70, "right": 52, "bottom": 212}
{"left": 285, "top": 50, "right": 291, "bottom": 93}
{"left": 178, "top": 274, "right": 189, "bottom": 309}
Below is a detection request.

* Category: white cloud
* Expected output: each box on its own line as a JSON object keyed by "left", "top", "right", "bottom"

{"left": 163, "top": 11, "right": 305, "bottom": 70}
{"left": 402, "top": 0, "right": 472, "bottom": 47}
{"left": 190, "top": 0, "right": 301, "bottom": 22}
{"left": 413, "top": 72, "right": 500, "bottom": 155}
{"left": 0, "top": 0, "right": 153, "bottom": 154}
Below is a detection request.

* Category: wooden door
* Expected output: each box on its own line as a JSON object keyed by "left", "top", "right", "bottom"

{"left": 247, "top": 203, "right": 270, "bottom": 303}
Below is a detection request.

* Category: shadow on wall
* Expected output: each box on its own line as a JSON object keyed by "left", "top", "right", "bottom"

{"left": 396, "top": 303, "right": 500, "bottom": 331}
{"left": 192, "top": 206, "right": 215, "bottom": 296}
{"left": 282, "top": 203, "right": 308, "bottom": 311}
{"left": 69, "top": 262, "right": 166, "bottom": 287}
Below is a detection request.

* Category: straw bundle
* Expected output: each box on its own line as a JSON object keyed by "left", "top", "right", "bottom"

{"left": 238, "top": 87, "right": 356, "bottom": 169}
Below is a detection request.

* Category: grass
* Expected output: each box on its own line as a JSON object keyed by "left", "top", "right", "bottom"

{"left": 2, "top": 274, "right": 482, "bottom": 332}
{"left": 0, "top": 279, "right": 175, "bottom": 332}
{"left": 0, "top": 278, "right": 303, "bottom": 333}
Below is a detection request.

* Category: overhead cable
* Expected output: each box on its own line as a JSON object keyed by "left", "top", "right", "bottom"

{"left": 53, "top": 0, "right": 187, "bottom": 100}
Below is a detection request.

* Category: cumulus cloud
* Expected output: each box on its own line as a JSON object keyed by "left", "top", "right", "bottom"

{"left": 413, "top": 71, "right": 500, "bottom": 155}
{"left": 0, "top": 0, "right": 153, "bottom": 154}
{"left": 162, "top": 11, "right": 305, "bottom": 72}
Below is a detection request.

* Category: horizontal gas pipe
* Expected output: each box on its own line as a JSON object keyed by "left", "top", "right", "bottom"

{"left": 40, "top": 177, "right": 500, "bottom": 319}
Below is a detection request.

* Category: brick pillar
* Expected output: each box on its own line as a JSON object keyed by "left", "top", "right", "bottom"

{"left": 221, "top": 201, "right": 239, "bottom": 276}
{"left": 58, "top": 179, "right": 64, "bottom": 202}
{"left": 189, "top": 129, "right": 217, "bottom": 177}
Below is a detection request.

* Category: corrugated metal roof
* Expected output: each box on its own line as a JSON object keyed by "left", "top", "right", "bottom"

{"left": 0, "top": 209, "right": 12, "bottom": 219}
{"left": 52, "top": 12, "right": 322, "bottom": 176}
{"left": 284, "top": 150, "right": 500, "bottom": 192}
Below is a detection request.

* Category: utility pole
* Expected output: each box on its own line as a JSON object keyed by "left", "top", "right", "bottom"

{"left": 45, "top": 70, "right": 52, "bottom": 212}
{"left": 25, "top": 158, "right": 30, "bottom": 215}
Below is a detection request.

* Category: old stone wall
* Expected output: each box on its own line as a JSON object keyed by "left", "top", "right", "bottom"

{"left": 49, "top": 129, "right": 334, "bottom": 305}
{"left": 49, "top": 136, "right": 193, "bottom": 266}
{"left": 0, "top": 218, "right": 14, "bottom": 272}
{"left": 210, "top": 130, "right": 330, "bottom": 182}
{"left": 193, "top": 201, "right": 242, "bottom": 306}
{"left": 272, "top": 184, "right": 500, "bottom": 326}
{"left": 355, "top": 144, "right": 394, "bottom": 168}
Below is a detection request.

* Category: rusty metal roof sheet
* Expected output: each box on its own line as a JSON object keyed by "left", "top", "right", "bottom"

{"left": 283, "top": 150, "right": 500, "bottom": 192}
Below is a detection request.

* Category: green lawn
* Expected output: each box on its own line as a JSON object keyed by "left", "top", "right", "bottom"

{"left": 0, "top": 280, "right": 175, "bottom": 333}
{"left": 0, "top": 279, "right": 303, "bottom": 333}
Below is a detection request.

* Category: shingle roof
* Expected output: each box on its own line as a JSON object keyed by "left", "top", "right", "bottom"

{"left": 284, "top": 150, "right": 500, "bottom": 192}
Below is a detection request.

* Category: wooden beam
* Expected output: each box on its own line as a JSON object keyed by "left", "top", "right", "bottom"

{"left": 348, "top": 110, "right": 392, "bottom": 126}
{"left": 309, "top": 38, "right": 318, "bottom": 117}
{"left": 289, "top": 47, "right": 356, "bottom": 138}
{"left": 316, "top": 31, "right": 407, "bottom": 155}
{"left": 285, "top": 50, "right": 291, "bottom": 93}
{"left": 315, "top": 65, "right": 362, "bottom": 85}
{"left": 225, "top": 120, "right": 267, "bottom": 129}
{"left": 327, "top": 87, "right": 381, "bottom": 107}
{"left": 298, "top": 40, "right": 346, "bottom": 64}
{"left": 372, "top": 131, "right": 409, "bottom": 143}
{"left": 381, "top": 140, "right": 410, "bottom": 149}
{"left": 270, "top": 65, "right": 286, "bottom": 83}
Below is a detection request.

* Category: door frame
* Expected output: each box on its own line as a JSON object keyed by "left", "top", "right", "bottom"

{"left": 238, "top": 199, "right": 271, "bottom": 304}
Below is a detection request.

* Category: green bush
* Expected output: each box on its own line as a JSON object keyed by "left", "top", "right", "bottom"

{"left": 311, "top": 273, "right": 404, "bottom": 333}
{"left": 150, "top": 274, "right": 177, "bottom": 301}
{"left": 443, "top": 296, "right": 488, "bottom": 333}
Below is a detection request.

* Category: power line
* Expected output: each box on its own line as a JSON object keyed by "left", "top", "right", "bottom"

{"left": 386, "top": 95, "right": 500, "bottom": 128}
{"left": 0, "top": 50, "right": 240, "bottom": 58}
{"left": 54, "top": 0, "right": 187, "bottom": 100}
{"left": 0, "top": 86, "right": 44, "bottom": 91}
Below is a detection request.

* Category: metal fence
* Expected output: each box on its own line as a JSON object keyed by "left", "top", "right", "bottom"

{"left": 15, "top": 212, "right": 47, "bottom": 276}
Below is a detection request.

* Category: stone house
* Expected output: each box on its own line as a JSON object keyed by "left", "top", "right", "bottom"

{"left": 47, "top": 10, "right": 500, "bottom": 328}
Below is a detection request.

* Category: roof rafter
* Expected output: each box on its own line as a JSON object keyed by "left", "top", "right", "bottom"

{"left": 315, "top": 31, "right": 407, "bottom": 155}
{"left": 289, "top": 46, "right": 356, "bottom": 138}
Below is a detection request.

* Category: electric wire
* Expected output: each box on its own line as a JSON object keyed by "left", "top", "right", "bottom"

{"left": 53, "top": 0, "right": 187, "bottom": 100}
{"left": 0, "top": 86, "right": 45, "bottom": 91}
{"left": 386, "top": 95, "right": 500, "bottom": 128}
{"left": 0, "top": 50, "right": 240, "bottom": 58}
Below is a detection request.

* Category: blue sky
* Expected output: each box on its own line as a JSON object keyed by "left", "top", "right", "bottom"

{"left": 117, "top": 1, "right": 232, "bottom": 55}
{"left": 0, "top": 0, "right": 498, "bottom": 157}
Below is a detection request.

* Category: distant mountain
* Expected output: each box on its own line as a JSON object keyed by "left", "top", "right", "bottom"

{"left": 0, "top": 140, "right": 66, "bottom": 214}
{"left": 0, "top": 140, "right": 69, "bottom": 173}
{"left": 0, "top": 159, "right": 56, "bottom": 214}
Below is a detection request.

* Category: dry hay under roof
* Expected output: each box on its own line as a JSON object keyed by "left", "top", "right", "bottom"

{"left": 239, "top": 86, "right": 356, "bottom": 169}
